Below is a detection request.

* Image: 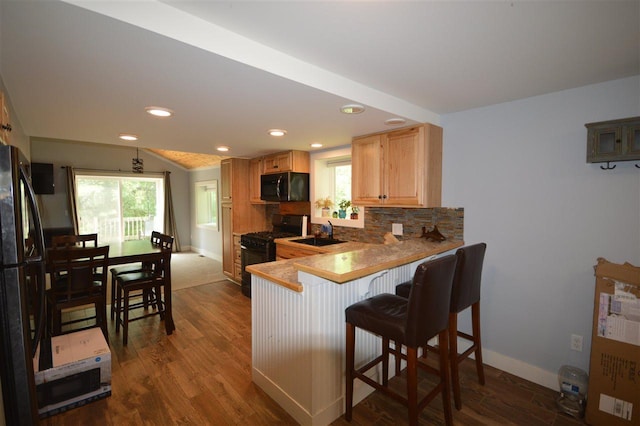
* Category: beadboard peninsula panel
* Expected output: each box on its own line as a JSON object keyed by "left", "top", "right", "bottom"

{"left": 251, "top": 257, "right": 438, "bottom": 425}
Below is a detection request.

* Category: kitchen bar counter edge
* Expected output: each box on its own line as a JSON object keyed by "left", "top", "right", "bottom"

{"left": 246, "top": 238, "right": 463, "bottom": 291}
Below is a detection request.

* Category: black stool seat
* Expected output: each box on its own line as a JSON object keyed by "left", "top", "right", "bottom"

{"left": 345, "top": 294, "right": 408, "bottom": 342}
{"left": 396, "top": 282, "right": 411, "bottom": 298}
{"left": 395, "top": 243, "right": 487, "bottom": 410}
{"left": 345, "top": 254, "right": 458, "bottom": 426}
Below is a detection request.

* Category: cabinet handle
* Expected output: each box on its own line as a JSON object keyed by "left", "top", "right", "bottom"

{"left": 378, "top": 195, "right": 382, "bottom": 199}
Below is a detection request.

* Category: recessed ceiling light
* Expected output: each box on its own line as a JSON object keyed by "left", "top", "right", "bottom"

{"left": 310, "top": 143, "right": 323, "bottom": 148}
{"left": 268, "top": 129, "right": 287, "bottom": 137}
{"left": 340, "top": 104, "right": 365, "bottom": 114}
{"left": 119, "top": 133, "right": 138, "bottom": 141}
{"left": 216, "top": 146, "right": 230, "bottom": 152}
{"left": 145, "top": 106, "right": 174, "bottom": 117}
{"left": 385, "top": 118, "right": 406, "bottom": 125}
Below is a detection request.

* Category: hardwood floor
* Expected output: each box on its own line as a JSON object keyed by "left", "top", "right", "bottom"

{"left": 43, "top": 280, "right": 586, "bottom": 425}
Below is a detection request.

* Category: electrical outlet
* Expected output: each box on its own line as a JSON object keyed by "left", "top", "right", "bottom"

{"left": 392, "top": 223, "right": 403, "bottom": 235}
{"left": 570, "top": 334, "right": 583, "bottom": 352}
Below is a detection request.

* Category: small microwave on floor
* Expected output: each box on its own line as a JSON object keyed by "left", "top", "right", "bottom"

{"left": 34, "top": 328, "right": 111, "bottom": 418}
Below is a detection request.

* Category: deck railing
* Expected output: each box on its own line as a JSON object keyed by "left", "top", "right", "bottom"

{"left": 81, "top": 216, "right": 150, "bottom": 242}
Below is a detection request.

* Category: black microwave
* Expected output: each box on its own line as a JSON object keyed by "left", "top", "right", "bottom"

{"left": 260, "top": 172, "right": 309, "bottom": 202}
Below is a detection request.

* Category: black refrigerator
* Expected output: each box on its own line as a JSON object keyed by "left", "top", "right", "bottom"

{"left": 0, "top": 145, "right": 47, "bottom": 425}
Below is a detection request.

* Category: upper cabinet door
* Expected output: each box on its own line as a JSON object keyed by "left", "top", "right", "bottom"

{"left": 588, "top": 125, "right": 623, "bottom": 160}
{"left": 351, "top": 124, "right": 442, "bottom": 208}
{"left": 625, "top": 123, "right": 640, "bottom": 157}
{"left": 262, "top": 150, "right": 310, "bottom": 174}
{"left": 351, "top": 134, "right": 383, "bottom": 205}
{"left": 220, "top": 159, "right": 232, "bottom": 202}
{"left": 384, "top": 127, "right": 424, "bottom": 206}
{"left": 263, "top": 152, "right": 290, "bottom": 174}
{"left": 249, "top": 158, "right": 264, "bottom": 204}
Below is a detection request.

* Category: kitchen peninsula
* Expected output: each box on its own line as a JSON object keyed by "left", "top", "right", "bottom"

{"left": 247, "top": 238, "right": 463, "bottom": 425}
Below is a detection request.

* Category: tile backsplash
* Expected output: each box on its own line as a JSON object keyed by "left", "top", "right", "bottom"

{"left": 310, "top": 207, "right": 464, "bottom": 244}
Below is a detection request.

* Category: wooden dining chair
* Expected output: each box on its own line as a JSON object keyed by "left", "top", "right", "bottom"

{"left": 46, "top": 245, "right": 110, "bottom": 343}
{"left": 50, "top": 233, "right": 100, "bottom": 286}
{"left": 113, "top": 233, "right": 174, "bottom": 345}
{"left": 109, "top": 231, "right": 174, "bottom": 320}
{"left": 345, "top": 255, "right": 458, "bottom": 426}
{"left": 395, "top": 243, "right": 488, "bottom": 410}
{"left": 51, "top": 233, "right": 98, "bottom": 248}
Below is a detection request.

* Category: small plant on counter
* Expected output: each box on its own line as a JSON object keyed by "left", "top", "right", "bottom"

{"left": 315, "top": 197, "right": 333, "bottom": 217}
{"left": 350, "top": 205, "right": 359, "bottom": 220}
{"left": 338, "top": 199, "right": 351, "bottom": 210}
{"left": 315, "top": 197, "right": 334, "bottom": 209}
{"left": 338, "top": 200, "right": 351, "bottom": 219}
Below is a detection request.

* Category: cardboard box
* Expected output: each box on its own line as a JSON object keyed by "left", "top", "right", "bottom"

{"left": 34, "top": 328, "right": 112, "bottom": 418}
{"left": 586, "top": 258, "right": 640, "bottom": 425}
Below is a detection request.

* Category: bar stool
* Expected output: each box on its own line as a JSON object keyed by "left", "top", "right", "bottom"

{"left": 110, "top": 231, "right": 171, "bottom": 320}
{"left": 396, "top": 242, "right": 487, "bottom": 410}
{"left": 114, "top": 234, "right": 173, "bottom": 345}
{"left": 345, "top": 255, "right": 457, "bottom": 426}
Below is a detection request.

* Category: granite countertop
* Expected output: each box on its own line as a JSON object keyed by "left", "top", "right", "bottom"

{"left": 246, "top": 238, "right": 464, "bottom": 292}
{"left": 274, "top": 236, "right": 372, "bottom": 254}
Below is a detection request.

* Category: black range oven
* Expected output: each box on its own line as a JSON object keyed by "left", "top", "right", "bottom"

{"left": 240, "top": 214, "right": 304, "bottom": 298}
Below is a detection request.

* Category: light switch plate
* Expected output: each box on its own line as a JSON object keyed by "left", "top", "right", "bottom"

{"left": 392, "top": 223, "right": 403, "bottom": 235}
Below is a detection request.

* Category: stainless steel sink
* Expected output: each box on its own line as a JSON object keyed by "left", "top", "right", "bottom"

{"left": 291, "top": 237, "right": 346, "bottom": 247}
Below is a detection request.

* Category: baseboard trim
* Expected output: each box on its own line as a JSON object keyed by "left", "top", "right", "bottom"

{"left": 190, "top": 247, "right": 222, "bottom": 263}
{"left": 481, "top": 347, "right": 558, "bottom": 391}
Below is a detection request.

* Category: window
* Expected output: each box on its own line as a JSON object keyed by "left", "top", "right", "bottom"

{"left": 75, "top": 172, "right": 164, "bottom": 243}
{"left": 195, "top": 180, "right": 218, "bottom": 230}
{"left": 310, "top": 146, "right": 364, "bottom": 228}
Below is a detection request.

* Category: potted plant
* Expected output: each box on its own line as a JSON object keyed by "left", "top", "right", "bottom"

{"left": 350, "top": 205, "right": 359, "bottom": 220}
{"left": 315, "top": 197, "right": 333, "bottom": 217}
{"left": 338, "top": 200, "right": 351, "bottom": 219}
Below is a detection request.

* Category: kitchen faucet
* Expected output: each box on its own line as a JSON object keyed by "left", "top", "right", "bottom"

{"left": 327, "top": 220, "right": 334, "bottom": 240}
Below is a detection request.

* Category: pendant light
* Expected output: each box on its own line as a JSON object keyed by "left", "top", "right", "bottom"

{"left": 132, "top": 148, "right": 144, "bottom": 173}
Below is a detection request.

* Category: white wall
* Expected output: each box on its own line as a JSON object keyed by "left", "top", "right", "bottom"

{"left": 29, "top": 138, "right": 192, "bottom": 249}
{"left": 442, "top": 76, "right": 640, "bottom": 389}
{"left": 189, "top": 166, "right": 222, "bottom": 261}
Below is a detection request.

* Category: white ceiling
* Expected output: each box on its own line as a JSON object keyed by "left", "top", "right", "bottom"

{"left": 1, "top": 1, "right": 638, "bottom": 160}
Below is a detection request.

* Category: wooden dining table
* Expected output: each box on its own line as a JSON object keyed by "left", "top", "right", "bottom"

{"left": 106, "top": 239, "right": 175, "bottom": 335}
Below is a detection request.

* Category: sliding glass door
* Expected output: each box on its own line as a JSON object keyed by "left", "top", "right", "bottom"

{"left": 74, "top": 172, "right": 164, "bottom": 243}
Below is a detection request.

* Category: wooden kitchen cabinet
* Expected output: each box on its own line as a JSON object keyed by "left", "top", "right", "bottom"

{"left": 249, "top": 157, "right": 265, "bottom": 204}
{"left": 262, "top": 150, "right": 310, "bottom": 174}
{"left": 0, "top": 91, "right": 11, "bottom": 145}
{"left": 586, "top": 116, "right": 640, "bottom": 164}
{"left": 220, "top": 159, "right": 232, "bottom": 202}
{"left": 233, "top": 234, "right": 242, "bottom": 282}
{"left": 352, "top": 123, "right": 442, "bottom": 207}
{"left": 221, "top": 203, "right": 233, "bottom": 277}
{"left": 220, "top": 158, "right": 270, "bottom": 283}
